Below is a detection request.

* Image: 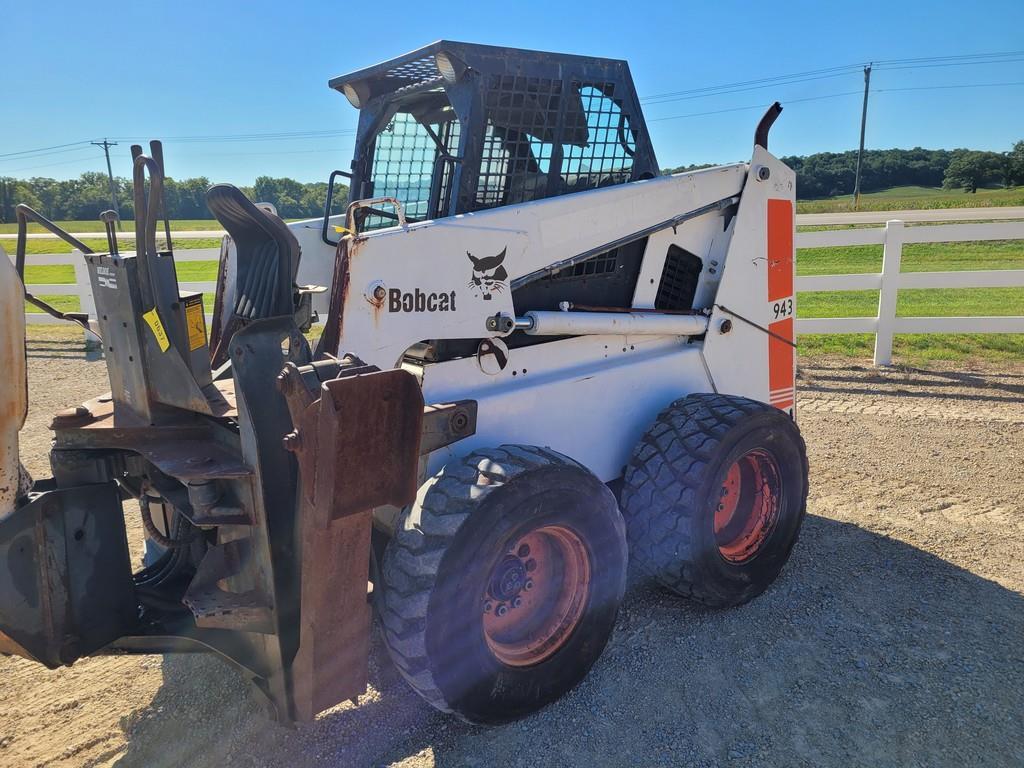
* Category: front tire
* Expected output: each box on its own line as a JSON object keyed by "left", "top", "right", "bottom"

{"left": 621, "top": 394, "right": 809, "bottom": 608}
{"left": 379, "top": 445, "right": 627, "bottom": 724}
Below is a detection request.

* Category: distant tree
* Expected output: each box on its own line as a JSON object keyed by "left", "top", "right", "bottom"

{"left": 942, "top": 150, "right": 1003, "bottom": 193}
{"left": 660, "top": 162, "right": 718, "bottom": 176}
{"left": 1008, "top": 140, "right": 1024, "bottom": 186}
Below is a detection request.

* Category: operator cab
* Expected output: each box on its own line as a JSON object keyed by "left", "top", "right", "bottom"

{"left": 328, "top": 41, "right": 660, "bottom": 231}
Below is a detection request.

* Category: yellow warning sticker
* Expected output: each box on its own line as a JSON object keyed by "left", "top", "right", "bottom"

{"left": 185, "top": 299, "right": 207, "bottom": 351}
{"left": 142, "top": 308, "right": 170, "bottom": 352}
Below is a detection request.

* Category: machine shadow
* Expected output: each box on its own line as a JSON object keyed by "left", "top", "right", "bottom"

{"left": 113, "top": 514, "right": 1023, "bottom": 767}
{"left": 25, "top": 334, "right": 104, "bottom": 362}
{"left": 798, "top": 362, "right": 1024, "bottom": 404}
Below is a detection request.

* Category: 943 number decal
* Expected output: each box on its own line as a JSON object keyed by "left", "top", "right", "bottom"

{"left": 772, "top": 298, "right": 793, "bottom": 320}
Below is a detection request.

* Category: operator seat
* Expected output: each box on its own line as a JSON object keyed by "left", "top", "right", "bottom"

{"left": 206, "top": 184, "right": 301, "bottom": 365}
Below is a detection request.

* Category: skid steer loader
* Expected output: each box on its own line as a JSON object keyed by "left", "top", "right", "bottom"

{"left": 0, "top": 41, "right": 807, "bottom": 725}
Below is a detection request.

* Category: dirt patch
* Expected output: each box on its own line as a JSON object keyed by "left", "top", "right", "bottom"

{"left": 2, "top": 337, "right": 1022, "bottom": 767}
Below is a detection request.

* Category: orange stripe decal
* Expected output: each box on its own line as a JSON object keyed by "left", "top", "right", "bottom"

{"left": 768, "top": 317, "right": 794, "bottom": 411}
{"left": 767, "top": 199, "right": 794, "bottom": 303}
{"left": 767, "top": 198, "right": 795, "bottom": 413}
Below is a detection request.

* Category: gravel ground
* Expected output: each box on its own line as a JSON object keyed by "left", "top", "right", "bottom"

{"left": 2, "top": 332, "right": 1022, "bottom": 768}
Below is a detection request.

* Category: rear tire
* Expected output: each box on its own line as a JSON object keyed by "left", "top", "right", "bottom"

{"left": 621, "top": 394, "right": 808, "bottom": 607}
{"left": 380, "top": 445, "right": 627, "bottom": 724}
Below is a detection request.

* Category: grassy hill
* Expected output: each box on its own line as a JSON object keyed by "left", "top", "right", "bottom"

{"left": 797, "top": 186, "right": 1024, "bottom": 214}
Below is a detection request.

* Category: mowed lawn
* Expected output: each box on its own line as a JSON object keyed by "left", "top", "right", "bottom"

{"left": 797, "top": 239, "right": 1023, "bottom": 360}
{"left": 18, "top": 231, "right": 1024, "bottom": 364}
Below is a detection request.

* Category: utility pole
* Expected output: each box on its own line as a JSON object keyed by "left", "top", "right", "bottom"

{"left": 91, "top": 138, "right": 121, "bottom": 229}
{"left": 852, "top": 63, "right": 872, "bottom": 211}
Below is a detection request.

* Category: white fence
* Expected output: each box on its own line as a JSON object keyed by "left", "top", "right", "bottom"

{"left": 794, "top": 219, "right": 1024, "bottom": 364}
{"left": 11, "top": 219, "right": 1024, "bottom": 366}
{"left": 17, "top": 248, "right": 221, "bottom": 334}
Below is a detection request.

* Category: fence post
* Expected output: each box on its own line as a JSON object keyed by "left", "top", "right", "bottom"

{"left": 873, "top": 219, "right": 903, "bottom": 365}
{"left": 71, "top": 249, "right": 101, "bottom": 346}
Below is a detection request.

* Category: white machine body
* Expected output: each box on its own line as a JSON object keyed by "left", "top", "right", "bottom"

{"left": 285, "top": 146, "right": 796, "bottom": 495}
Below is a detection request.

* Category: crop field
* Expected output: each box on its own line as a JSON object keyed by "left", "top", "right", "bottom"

{"left": 796, "top": 185, "right": 1024, "bottom": 214}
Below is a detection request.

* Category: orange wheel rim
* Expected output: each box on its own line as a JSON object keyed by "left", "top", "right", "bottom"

{"left": 713, "top": 449, "right": 782, "bottom": 563}
{"left": 482, "top": 525, "right": 591, "bottom": 667}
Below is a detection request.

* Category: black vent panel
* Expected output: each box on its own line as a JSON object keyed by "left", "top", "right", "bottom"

{"left": 655, "top": 245, "right": 703, "bottom": 311}
{"left": 548, "top": 250, "right": 619, "bottom": 280}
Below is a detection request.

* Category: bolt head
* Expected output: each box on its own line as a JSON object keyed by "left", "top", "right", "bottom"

{"left": 511, "top": 596, "right": 523, "bottom": 609}
{"left": 373, "top": 285, "right": 387, "bottom": 300}
{"left": 524, "top": 579, "right": 534, "bottom": 591}
{"left": 495, "top": 603, "right": 509, "bottom": 617}
{"left": 483, "top": 600, "right": 493, "bottom": 613}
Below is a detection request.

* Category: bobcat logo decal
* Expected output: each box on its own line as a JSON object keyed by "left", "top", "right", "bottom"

{"left": 467, "top": 248, "right": 508, "bottom": 301}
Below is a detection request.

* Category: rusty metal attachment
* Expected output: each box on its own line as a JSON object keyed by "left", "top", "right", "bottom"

{"left": 278, "top": 361, "right": 424, "bottom": 720}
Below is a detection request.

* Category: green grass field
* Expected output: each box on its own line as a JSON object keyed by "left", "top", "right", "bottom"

{"left": 0, "top": 218, "right": 243, "bottom": 255}
{"left": 795, "top": 238, "right": 1023, "bottom": 361}
{"left": 796, "top": 185, "right": 1024, "bottom": 214}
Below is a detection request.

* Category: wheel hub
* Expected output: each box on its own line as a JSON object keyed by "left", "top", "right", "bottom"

{"left": 489, "top": 555, "right": 527, "bottom": 601}
{"left": 481, "top": 525, "right": 590, "bottom": 667}
{"left": 713, "top": 449, "right": 782, "bottom": 563}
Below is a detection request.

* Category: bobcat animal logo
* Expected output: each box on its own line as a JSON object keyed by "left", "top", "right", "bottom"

{"left": 467, "top": 248, "right": 508, "bottom": 301}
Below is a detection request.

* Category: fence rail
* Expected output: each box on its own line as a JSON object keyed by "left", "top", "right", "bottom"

{"left": 794, "top": 219, "right": 1024, "bottom": 364}
{"left": 12, "top": 248, "right": 221, "bottom": 330}
{"left": 9, "top": 219, "right": 1024, "bottom": 366}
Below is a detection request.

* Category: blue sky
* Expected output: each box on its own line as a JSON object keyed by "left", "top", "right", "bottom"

{"left": 2, "top": 0, "right": 1023, "bottom": 184}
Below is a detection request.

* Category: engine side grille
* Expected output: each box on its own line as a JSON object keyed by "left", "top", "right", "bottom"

{"left": 654, "top": 245, "right": 703, "bottom": 311}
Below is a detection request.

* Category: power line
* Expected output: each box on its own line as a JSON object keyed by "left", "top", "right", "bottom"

{"left": 642, "top": 71, "right": 863, "bottom": 105}
{"left": 0, "top": 140, "right": 93, "bottom": 159}
{"left": 647, "top": 91, "right": 863, "bottom": 122}
{"left": 646, "top": 80, "right": 1024, "bottom": 123}
{"left": 876, "top": 80, "right": 1024, "bottom": 93}
{"left": 110, "top": 128, "right": 358, "bottom": 144}
{"left": 641, "top": 51, "right": 1024, "bottom": 105}
{"left": 640, "top": 64, "right": 864, "bottom": 102}
{"left": 1, "top": 154, "right": 107, "bottom": 174}
{"left": 0, "top": 145, "right": 97, "bottom": 164}
{"left": 873, "top": 50, "right": 1024, "bottom": 65}
{"left": 875, "top": 57, "right": 1024, "bottom": 72}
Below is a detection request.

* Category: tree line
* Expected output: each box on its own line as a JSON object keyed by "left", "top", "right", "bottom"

{"left": 0, "top": 173, "right": 346, "bottom": 223}
{"left": 2, "top": 140, "right": 1022, "bottom": 222}
{"left": 666, "top": 140, "right": 1024, "bottom": 198}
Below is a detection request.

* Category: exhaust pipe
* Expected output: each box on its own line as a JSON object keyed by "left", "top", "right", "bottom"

{"left": 0, "top": 244, "right": 28, "bottom": 518}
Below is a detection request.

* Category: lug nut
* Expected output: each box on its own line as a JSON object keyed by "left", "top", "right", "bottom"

{"left": 495, "top": 603, "right": 509, "bottom": 617}
{"left": 282, "top": 431, "right": 302, "bottom": 452}
{"left": 517, "top": 544, "right": 531, "bottom": 558}
{"left": 524, "top": 579, "right": 534, "bottom": 591}
{"left": 511, "top": 596, "right": 522, "bottom": 609}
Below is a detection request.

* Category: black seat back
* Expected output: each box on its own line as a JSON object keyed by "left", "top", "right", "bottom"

{"left": 207, "top": 184, "right": 300, "bottom": 320}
